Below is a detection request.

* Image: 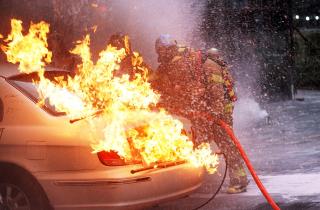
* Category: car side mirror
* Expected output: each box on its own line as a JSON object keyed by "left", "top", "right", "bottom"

{"left": 0, "top": 98, "right": 3, "bottom": 122}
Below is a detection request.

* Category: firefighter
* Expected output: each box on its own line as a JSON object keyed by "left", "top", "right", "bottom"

{"left": 203, "top": 48, "right": 248, "bottom": 194}
{"left": 152, "top": 35, "right": 248, "bottom": 194}
{"left": 108, "top": 33, "right": 149, "bottom": 80}
{"left": 151, "top": 34, "right": 205, "bottom": 118}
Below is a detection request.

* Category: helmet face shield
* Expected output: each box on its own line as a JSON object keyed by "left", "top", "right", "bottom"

{"left": 155, "top": 34, "right": 178, "bottom": 63}
{"left": 155, "top": 35, "right": 177, "bottom": 51}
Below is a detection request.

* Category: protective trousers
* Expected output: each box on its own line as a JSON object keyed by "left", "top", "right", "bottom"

{"left": 193, "top": 111, "right": 247, "bottom": 186}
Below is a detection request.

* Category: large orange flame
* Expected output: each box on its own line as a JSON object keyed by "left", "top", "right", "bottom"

{"left": 1, "top": 19, "right": 52, "bottom": 74}
{"left": 1, "top": 19, "right": 218, "bottom": 174}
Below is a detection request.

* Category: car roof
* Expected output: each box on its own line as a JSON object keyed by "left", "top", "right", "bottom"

{"left": 0, "top": 63, "right": 71, "bottom": 78}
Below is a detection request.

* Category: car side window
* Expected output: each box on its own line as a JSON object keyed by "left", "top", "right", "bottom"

{"left": 0, "top": 98, "right": 3, "bottom": 122}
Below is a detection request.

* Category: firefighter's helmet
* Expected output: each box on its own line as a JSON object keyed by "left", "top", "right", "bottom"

{"left": 155, "top": 34, "right": 177, "bottom": 54}
{"left": 155, "top": 34, "right": 179, "bottom": 63}
{"left": 207, "top": 47, "right": 220, "bottom": 59}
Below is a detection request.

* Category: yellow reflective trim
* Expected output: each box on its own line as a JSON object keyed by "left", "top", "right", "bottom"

{"left": 225, "top": 80, "right": 231, "bottom": 86}
{"left": 171, "top": 56, "right": 181, "bottom": 63}
{"left": 178, "top": 47, "right": 186, "bottom": 53}
{"left": 229, "top": 90, "right": 235, "bottom": 96}
{"left": 235, "top": 168, "right": 247, "bottom": 177}
{"left": 224, "top": 103, "right": 234, "bottom": 113}
{"left": 210, "top": 74, "right": 224, "bottom": 84}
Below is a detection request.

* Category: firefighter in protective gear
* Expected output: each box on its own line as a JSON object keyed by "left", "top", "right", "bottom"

{"left": 203, "top": 48, "right": 248, "bottom": 194}
{"left": 152, "top": 34, "right": 205, "bottom": 118}
{"left": 152, "top": 35, "right": 248, "bottom": 194}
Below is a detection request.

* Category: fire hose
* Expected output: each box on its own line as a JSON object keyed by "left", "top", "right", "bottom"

{"left": 193, "top": 113, "right": 280, "bottom": 210}
{"left": 217, "top": 119, "right": 280, "bottom": 210}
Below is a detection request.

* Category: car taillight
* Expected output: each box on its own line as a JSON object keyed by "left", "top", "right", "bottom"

{"left": 97, "top": 150, "right": 126, "bottom": 166}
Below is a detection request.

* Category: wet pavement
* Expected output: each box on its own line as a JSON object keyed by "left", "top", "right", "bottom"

{"left": 150, "top": 90, "right": 320, "bottom": 210}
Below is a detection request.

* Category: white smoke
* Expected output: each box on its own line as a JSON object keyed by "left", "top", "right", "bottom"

{"left": 93, "top": 0, "right": 205, "bottom": 66}
{"left": 224, "top": 35, "right": 269, "bottom": 131}
{"left": 233, "top": 96, "right": 268, "bottom": 130}
{"left": 93, "top": 0, "right": 268, "bottom": 130}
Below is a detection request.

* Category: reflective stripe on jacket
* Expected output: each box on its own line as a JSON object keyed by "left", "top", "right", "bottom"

{"left": 210, "top": 73, "right": 224, "bottom": 84}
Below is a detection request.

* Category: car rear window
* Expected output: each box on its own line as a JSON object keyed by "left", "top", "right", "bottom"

{"left": 6, "top": 71, "right": 74, "bottom": 116}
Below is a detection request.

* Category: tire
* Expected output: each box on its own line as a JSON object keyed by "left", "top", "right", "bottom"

{"left": 0, "top": 165, "right": 51, "bottom": 210}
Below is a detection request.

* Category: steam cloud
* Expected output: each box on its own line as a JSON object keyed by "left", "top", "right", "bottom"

{"left": 93, "top": 0, "right": 205, "bottom": 67}
{"left": 92, "top": 0, "right": 268, "bottom": 130}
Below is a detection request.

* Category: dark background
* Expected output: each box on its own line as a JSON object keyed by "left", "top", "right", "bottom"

{"left": 0, "top": 0, "right": 319, "bottom": 100}
{"left": 202, "top": 0, "right": 320, "bottom": 100}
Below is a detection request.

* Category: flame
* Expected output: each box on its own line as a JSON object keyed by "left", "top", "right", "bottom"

{"left": 1, "top": 19, "right": 52, "bottom": 74}
{"left": 91, "top": 25, "right": 98, "bottom": 33}
{"left": 1, "top": 19, "right": 219, "bottom": 173}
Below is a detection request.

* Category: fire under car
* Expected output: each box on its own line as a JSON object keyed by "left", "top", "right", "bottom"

{"left": 0, "top": 65, "right": 205, "bottom": 210}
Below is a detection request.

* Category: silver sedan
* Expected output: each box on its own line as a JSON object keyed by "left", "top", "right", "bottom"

{"left": 0, "top": 65, "right": 204, "bottom": 210}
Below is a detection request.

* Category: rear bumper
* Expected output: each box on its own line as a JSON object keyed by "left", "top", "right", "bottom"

{"left": 36, "top": 163, "right": 204, "bottom": 210}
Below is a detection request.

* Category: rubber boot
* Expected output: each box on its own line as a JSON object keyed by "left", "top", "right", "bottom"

{"left": 227, "top": 167, "right": 249, "bottom": 194}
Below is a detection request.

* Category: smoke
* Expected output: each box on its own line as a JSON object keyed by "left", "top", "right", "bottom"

{"left": 92, "top": 0, "right": 269, "bottom": 129}
{"left": 232, "top": 53, "right": 269, "bottom": 131}
{"left": 233, "top": 95, "right": 269, "bottom": 131}
{"left": 92, "top": 0, "right": 206, "bottom": 67}
{"left": 231, "top": 41, "right": 269, "bottom": 130}
{"left": 204, "top": 9, "right": 270, "bottom": 131}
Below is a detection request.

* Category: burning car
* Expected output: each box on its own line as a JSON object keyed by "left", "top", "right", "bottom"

{"left": 0, "top": 18, "right": 220, "bottom": 210}
{"left": 0, "top": 65, "right": 205, "bottom": 210}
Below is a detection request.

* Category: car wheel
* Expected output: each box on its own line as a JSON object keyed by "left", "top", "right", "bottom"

{"left": 0, "top": 167, "right": 50, "bottom": 210}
